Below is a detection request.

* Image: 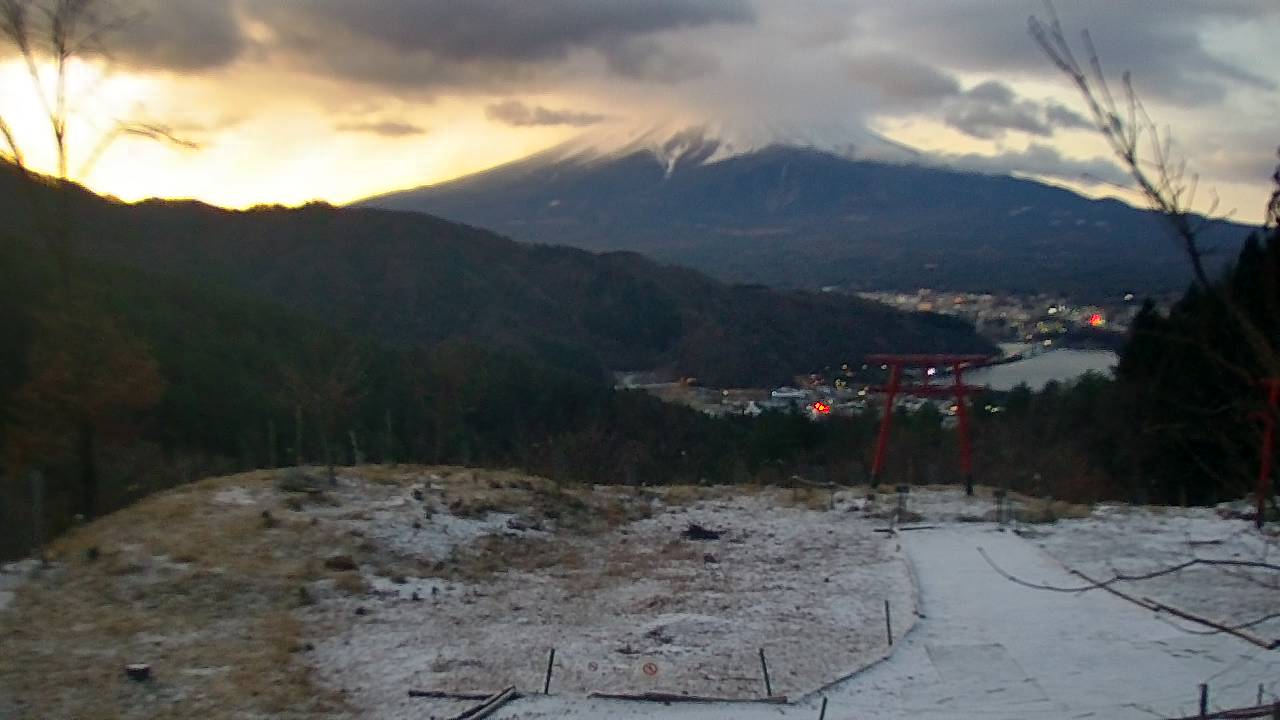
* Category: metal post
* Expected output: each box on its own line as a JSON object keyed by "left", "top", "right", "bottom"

{"left": 543, "top": 648, "right": 555, "bottom": 694}
{"left": 759, "top": 648, "right": 772, "bottom": 697}
{"left": 818, "top": 697, "right": 828, "bottom": 720}
{"left": 885, "top": 599, "right": 893, "bottom": 646}
{"left": 870, "top": 364, "right": 901, "bottom": 488}
{"left": 953, "top": 363, "right": 975, "bottom": 496}
{"left": 1199, "top": 683, "right": 1208, "bottom": 717}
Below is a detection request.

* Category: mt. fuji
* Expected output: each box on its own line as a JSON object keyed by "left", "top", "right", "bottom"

{"left": 362, "top": 125, "right": 1247, "bottom": 299}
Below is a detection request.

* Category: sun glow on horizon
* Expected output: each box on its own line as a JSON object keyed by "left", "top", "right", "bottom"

{"left": 1, "top": 58, "right": 578, "bottom": 209}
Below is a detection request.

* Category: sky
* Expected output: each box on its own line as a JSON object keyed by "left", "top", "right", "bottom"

{"left": 1, "top": 0, "right": 1277, "bottom": 223}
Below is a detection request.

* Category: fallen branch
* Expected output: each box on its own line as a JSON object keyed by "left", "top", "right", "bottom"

{"left": 1066, "top": 568, "right": 1278, "bottom": 650}
{"left": 588, "top": 691, "right": 789, "bottom": 705}
{"left": 978, "top": 547, "right": 1280, "bottom": 648}
{"left": 978, "top": 547, "right": 1280, "bottom": 594}
{"left": 874, "top": 525, "right": 938, "bottom": 533}
{"left": 408, "top": 690, "right": 502, "bottom": 701}
{"left": 1162, "top": 701, "right": 1280, "bottom": 719}
{"left": 447, "top": 686, "right": 517, "bottom": 720}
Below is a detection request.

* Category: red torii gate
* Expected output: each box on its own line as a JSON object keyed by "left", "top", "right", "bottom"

{"left": 866, "top": 354, "right": 994, "bottom": 496}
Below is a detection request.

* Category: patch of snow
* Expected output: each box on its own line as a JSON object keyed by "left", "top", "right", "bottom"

{"left": 211, "top": 486, "right": 257, "bottom": 506}
{"left": 1035, "top": 506, "right": 1280, "bottom": 637}
{"left": 0, "top": 559, "right": 42, "bottom": 612}
{"left": 355, "top": 505, "right": 521, "bottom": 561}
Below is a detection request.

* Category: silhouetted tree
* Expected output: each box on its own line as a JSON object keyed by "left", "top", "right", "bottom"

{"left": 1032, "top": 6, "right": 1280, "bottom": 509}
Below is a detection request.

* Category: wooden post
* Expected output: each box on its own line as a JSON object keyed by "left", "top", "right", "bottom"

{"left": 818, "top": 696, "right": 828, "bottom": 720}
{"left": 1199, "top": 683, "right": 1208, "bottom": 717}
{"left": 383, "top": 409, "right": 395, "bottom": 465}
{"left": 294, "top": 405, "right": 304, "bottom": 466}
{"left": 885, "top": 599, "right": 893, "bottom": 646}
{"left": 543, "top": 648, "right": 555, "bottom": 694}
{"left": 267, "top": 419, "right": 278, "bottom": 469}
{"left": 349, "top": 429, "right": 364, "bottom": 466}
{"left": 759, "top": 648, "right": 772, "bottom": 697}
{"left": 30, "top": 470, "right": 45, "bottom": 566}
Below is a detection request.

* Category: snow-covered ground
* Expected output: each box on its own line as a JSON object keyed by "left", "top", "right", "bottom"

{"left": 444, "top": 491, "right": 1280, "bottom": 720}
{"left": 830, "top": 524, "right": 1280, "bottom": 719}
{"left": 1033, "top": 503, "right": 1280, "bottom": 636}
{"left": 4, "top": 475, "right": 1278, "bottom": 720}
{"left": 301, "top": 482, "right": 914, "bottom": 720}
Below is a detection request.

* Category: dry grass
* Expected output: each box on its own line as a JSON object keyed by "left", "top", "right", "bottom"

{"left": 1014, "top": 498, "right": 1094, "bottom": 524}
{"left": 440, "top": 536, "right": 586, "bottom": 582}
{"left": 770, "top": 485, "right": 838, "bottom": 511}
{"left": 0, "top": 469, "right": 354, "bottom": 720}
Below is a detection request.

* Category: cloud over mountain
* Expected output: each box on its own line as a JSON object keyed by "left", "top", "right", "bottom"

{"left": 485, "top": 101, "right": 607, "bottom": 128}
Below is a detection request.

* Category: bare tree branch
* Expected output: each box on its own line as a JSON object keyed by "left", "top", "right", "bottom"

{"left": 979, "top": 546, "right": 1280, "bottom": 594}
{"left": 979, "top": 547, "right": 1280, "bottom": 648}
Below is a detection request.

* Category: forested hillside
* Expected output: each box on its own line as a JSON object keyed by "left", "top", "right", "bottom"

{"left": 0, "top": 163, "right": 991, "bottom": 388}
{"left": 0, "top": 232, "right": 850, "bottom": 558}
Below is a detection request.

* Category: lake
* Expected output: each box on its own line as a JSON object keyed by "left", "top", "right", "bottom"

{"left": 965, "top": 348, "right": 1118, "bottom": 391}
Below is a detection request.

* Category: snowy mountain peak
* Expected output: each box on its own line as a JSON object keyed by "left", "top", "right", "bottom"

{"left": 543, "top": 119, "right": 921, "bottom": 176}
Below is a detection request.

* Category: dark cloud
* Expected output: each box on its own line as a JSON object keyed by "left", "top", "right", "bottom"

{"left": 943, "top": 143, "right": 1130, "bottom": 187}
{"left": 0, "top": 0, "right": 244, "bottom": 71}
{"left": 847, "top": 52, "right": 959, "bottom": 102}
{"left": 254, "top": 0, "right": 750, "bottom": 62}
{"left": 943, "top": 80, "right": 1092, "bottom": 140}
{"left": 943, "top": 81, "right": 1050, "bottom": 138}
{"left": 335, "top": 121, "right": 427, "bottom": 137}
{"left": 242, "top": 0, "right": 752, "bottom": 91}
{"left": 603, "top": 39, "right": 719, "bottom": 83}
{"left": 852, "top": 2, "right": 1278, "bottom": 107}
{"left": 114, "top": 0, "right": 244, "bottom": 71}
{"left": 1045, "top": 103, "right": 1091, "bottom": 132}
{"left": 965, "top": 80, "right": 1014, "bottom": 104}
{"left": 485, "top": 101, "right": 606, "bottom": 128}
{"left": 844, "top": 55, "right": 1096, "bottom": 140}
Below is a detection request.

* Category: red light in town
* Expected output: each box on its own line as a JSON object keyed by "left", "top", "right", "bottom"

{"left": 812, "top": 401, "right": 832, "bottom": 415}
{"left": 1088, "top": 313, "right": 1104, "bottom": 327}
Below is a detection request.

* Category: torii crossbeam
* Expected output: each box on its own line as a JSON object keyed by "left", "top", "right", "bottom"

{"left": 866, "top": 354, "right": 994, "bottom": 496}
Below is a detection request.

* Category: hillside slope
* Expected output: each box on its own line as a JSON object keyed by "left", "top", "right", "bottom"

{"left": 1, "top": 162, "right": 991, "bottom": 387}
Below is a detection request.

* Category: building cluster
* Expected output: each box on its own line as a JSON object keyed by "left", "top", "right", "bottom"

{"left": 855, "top": 289, "right": 1146, "bottom": 341}
{"left": 632, "top": 373, "right": 995, "bottom": 425}
{"left": 620, "top": 286, "right": 1151, "bottom": 422}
